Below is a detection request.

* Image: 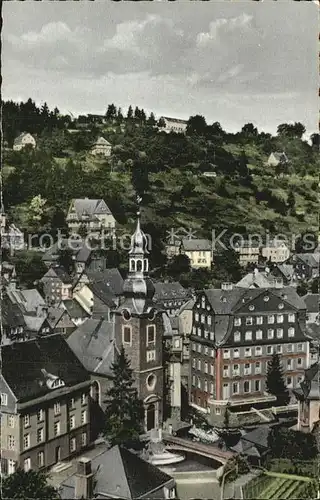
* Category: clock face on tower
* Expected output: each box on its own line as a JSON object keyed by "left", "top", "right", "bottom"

{"left": 122, "top": 309, "right": 131, "bottom": 321}
{"left": 148, "top": 308, "right": 156, "bottom": 321}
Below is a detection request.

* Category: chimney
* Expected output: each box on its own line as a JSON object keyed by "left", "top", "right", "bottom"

{"left": 75, "top": 458, "right": 94, "bottom": 500}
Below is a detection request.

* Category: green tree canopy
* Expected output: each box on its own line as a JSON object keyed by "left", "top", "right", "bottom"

{"left": 266, "top": 352, "right": 290, "bottom": 405}
{"left": 2, "top": 468, "right": 60, "bottom": 499}
{"left": 103, "top": 346, "right": 144, "bottom": 446}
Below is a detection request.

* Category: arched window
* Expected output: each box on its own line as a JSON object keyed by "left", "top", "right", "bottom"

{"left": 130, "top": 259, "right": 136, "bottom": 272}
{"left": 90, "top": 381, "right": 101, "bottom": 405}
{"left": 137, "top": 260, "right": 143, "bottom": 272}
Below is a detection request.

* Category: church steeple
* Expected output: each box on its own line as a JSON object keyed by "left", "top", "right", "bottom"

{"left": 121, "top": 197, "right": 155, "bottom": 315}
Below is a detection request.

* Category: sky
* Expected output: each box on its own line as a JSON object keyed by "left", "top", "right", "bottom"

{"left": 2, "top": 2, "right": 319, "bottom": 135}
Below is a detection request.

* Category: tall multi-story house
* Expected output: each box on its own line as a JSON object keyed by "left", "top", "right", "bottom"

{"left": 261, "top": 240, "right": 290, "bottom": 263}
{"left": 180, "top": 239, "right": 212, "bottom": 269}
{"left": 66, "top": 198, "right": 116, "bottom": 238}
{"left": 189, "top": 284, "right": 310, "bottom": 426}
{"left": 234, "top": 240, "right": 260, "bottom": 267}
{"left": 13, "top": 132, "right": 36, "bottom": 151}
{"left": 40, "top": 266, "right": 73, "bottom": 305}
{"left": 0, "top": 334, "right": 91, "bottom": 475}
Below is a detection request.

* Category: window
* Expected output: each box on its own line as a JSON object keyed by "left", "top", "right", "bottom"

{"left": 234, "top": 331, "right": 241, "bottom": 342}
{"left": 192, "top": 358, "right": 196, "bottom": 368}
{"left": 54, "top": 421, "right": 60, "bottom": 436}
{"left": 70, "top": 437, "right": 76, "bottom": 453}
{"left": 192, "top": 375, "right": 196, "bottom": 386}
{"left": 8, "top": 460, "right": 16, "bottom": 475}
{"left": 223, "top": 365, "right": 229, "bottom": 377}
{"left": 255, "top": 346, "right": 262, "bottom": 356}
{"left": 288, "top": 327, "right": 295, "bottom": 338}
{"left": 287, "top": 359, "right": 292, "bottom": 370}
{"left": 23, "top": 434, "right": 30, "bottom": 450}
{"left": 197, "top": 377, "right": 201, "bottom": 389}
{"left": 1, "top": 393, "right": 8, "bottom": 406}
{"left": 277, "top": 315, "right": 284, "bottom": 324}
{"left": 24, "top": 458, "right": 31, "bottom": 472}
{"left": 123, "top": 326, "right": 132, "bottom": 344}
{"left": 208, "top": 316, "right": 212, "bottom": 326}
{"left": 277, "top": 345, "right": 283, "bottom": 354}
{"left": 297, "top": 343, "right": 303, "bottom": 352}
{"left": 54, "top": 402, "right": 60, "bottom": 416}
{"left": 146, "top": 350, "right": 156, "bottom": 362}
{"left": 249, "top": 305, "right": 255, "bottom": 311}
{"left": 195, "top": 313, "right": 199, "bottom": 321}
{"left": 70, "top": 415, "right": 75, "bottom": 429}
{"left": 233, "top": 364, "right": 240, "bottom": 376}
{"left": 277, "top": 329, "right": 283, "bottom": 339}
{"left": 201, "top": 314, "right": 205, "bottom": 324}
{"left": 210, "top": 382, "right": 214, "bottom": 394}
{"left": 38, "top": 452, "right": 44, "bottom": 468}
{"left": 233, "top": 349, "right": 239, "bottom": 359}
{"left": 81, "top": 394, "right": 87, "bottom": 405}
{"left": 174, "top": 338, "right": 180, "bottom": 348}
{"left": 81, "top": 410, "right": 87, "bottom": 425}
{"left": 215, "top": 407, "right": 221, "bottom": 415}
{"left": 24, "top": 415, "right": 30, "bottom": 428}
{"left": 255, "top": 329, "right": 263, "bottom": 340}
{"left": 197, "top": 359, "right": 201, "bottom": 370}
{"left": 210, "top": 364, "right": 214, "bottom": 376}
{"left": 244, "top": 363, "right": 251, "bottom": 375}
{"left": 204, "top": 347, "right": 208, "bottom": 355}
{"left": 255, "top": 362, "right": 261, "bottom": 374}
{"left": 267, "top": 345, "right": 274, "bottom": 355}
{"left": 223, "top": 349, "right": 230, "bottom": 359}
{"left": 244, "top": 381, "right": 250, "bottom": 393}
{"left": 37, "top": 409, "right": 44, "bottom": 422}
{"left": 37, "top": 428, "right": 44, "bottom": 443}
{"left": 256, "top": 316, "right": 263, "bottom": 325}
{"left": 197, "top": 328, "right": 201, "bottom": 336}
{"left": 197, "top": 344, "right": 202, "bottom": 353}
{"left": 297, "top": 358, "right": 303, "bottom": 367}
{"left": 245, "top": 347, "right": 251, "bottom": 357}
{"left": 8, "top": 415, "right": 14, "bottom": 428}
{"left": 81, "top": 432, "right": 87, "bottom": 447}
{"left": 204, "top": 362, "right": 208, "bottom": 373}
{"left": 234, "top": 318, "right": 241, "bottom": 326}
{"left": 232, "top": 382, "right": 239, "bottom": 394}
{"left": 254, "top": 380, "right": 261, "bottom": 392}
{"left": 264, "top": 295, "right": 270, "bottom": 302}
{"left": 7, "top": 435, "right": 15, "bottom": 450}
{"left": 288, "top": 313, "right": 295, "bottom": 323}
{"left": 147, "top": 325, "right": 155, "bottom": 344}
{"left": 268, "top": 315, "right": 275, "bottom": 324}
{"left": 68, "top": 398, "right": 75, "bottom": 410}
{"left": 204, "top": 380, "right": 208, "bottom": 392}
{"left": 287, "top": 344, "right": 293, "bottom": 353}
{"left": 192, "top": 326, "right": 196, "bottom": 335}
{"left": 267, "top": 329, "right": 274, "bottom": 339}
{"left": 245, "top": 331, "right": 252, "bottom": 341}
{"left": 286, "top": 376, "right": 292, "bottom": 387}
{"left": 278, "top": 303, "right": 284, "bottom": 309}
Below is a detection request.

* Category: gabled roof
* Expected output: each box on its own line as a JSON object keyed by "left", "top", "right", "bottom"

{"left": 154, "top": 281, "right": 191, "bottom": 301}
{"left": 1, "top": 334, "right": 89, "bottom": 402}
{"left": 23, "top": 315, "right": 47, "bottom": 333}
{"left": 41, "top": 266, "right": 72, "bottom": 284}
{"left": 61, "top": 445, "right": 173, "bottom": 499}
{"left": 86, "top": 268, "right": 123, "bottom": 296}
{"left": 182, "top": 238, "right": 211, "bottom": 251}
{"left": 303, "top": 293, "right": 319, "bottom": 313}
{"left": 235, "top": 271, "right": 274, "bottom": 289}
{"left": 61, "top": 299, "right": 89, "bottom": 319}
{"left": 1, "top": 295, "right": 26, "bottom": 327}
{"left": 70, "top": 198, "right": 112, "bottom": 218}
{"left": 93, "top": 136, "right": 111, "bottom": 146}
{"left": 88, "top": 281, "right": 117, "bottom": 309}
{"left": 13, "top": 132, "right": 35, "bottom": 146}
{"left": 275, "top": 263, "right": 294, "bottom": 280}
{"left": 269, "top": 151, "right": 288, "bottom": 162}
{"left": 161, "top": 116, "right": 187, "bottom": 124}
{"left": 67, "top": 319, "right": 116, "bottom": 375}
{"left": 6, "top": 288, "right": 46, "bottom": 314}
{"left": 47, "top": 307, "right": 66, "bottom": 328}
{"left": 295, "top": 253, "right": 320, "bottom": 268}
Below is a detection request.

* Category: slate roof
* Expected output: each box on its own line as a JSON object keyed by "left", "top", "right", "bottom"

{"left": 241, "top": 426, "right": 272, "bottom": 450}
{"left": 303, "top": 293, "right": 319, "bottom": 313}
{"left": 6, "top": 288, "right": 46, "bottom": 314}
{"left": 67, "top": 319, "right": 116, "bottom": 375}
{"left": 23, "top": 315, "right": 47, "bottom": 333}
{"left": 42, "top": 240, "right": 91, "bottom": 264}
{"left": 88, "top": 281, "right": 117, "bottom": 309}
{"left": 62, "top": 299, "right": 89, "bottom": 319}
{"left": 86, "top": 268, "right": 123, "bottom": 296}
{"left": 61, "top": 445, "right": 173, "bottom": 499}
{"left": 71, "top": 198, "right": 112, "bottom": 218}
{"left": 235, "top": 272, "right": 274, "bottom": 289}
{"left": 295, "top": 253, "right": 320, "bottom": 268}
{"left": 1, "top": 334, "right": 89, "bottom": 403}
{"left": 1, "top": 295, "right": 25, "bottom": 327}
{"left": 41, "top": 266, "right": 72, "bottom": 284}
{"left": 154, "top": 281, "right": 191, "bottom": 301}
{"left": 47, "top": 308, "right": 65, "bottom": 328}
{"left": 93, "top": 136, "right": 111, "bottom": 146}
{"left": 275, "top": 264, "right": 294, "bottom": 281}
{"left": 182, "top": 238, "right": 211, "bottom": 251}
{"left": 162, "top": 116, "right": 188, "bottom": 124}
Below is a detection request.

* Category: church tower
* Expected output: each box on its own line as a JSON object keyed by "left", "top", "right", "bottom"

{"left": 113, "top": 204, "right": 164, "bottom": 432}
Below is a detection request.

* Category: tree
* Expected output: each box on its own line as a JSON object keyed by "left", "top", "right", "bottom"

{"left": 57, "top": 247, "right": 75, "bottom": 276}
{"left": 266, "top": 353, "right": 290, "bottom": 405}
{"left": 241, "top": 123, "right": 258, "bottom": 137}
{"left": 287, "top": 190, "right": 295, "bottom": 213}
{"left": 157, "top": 117, "right": 166, "bottom": 128}
{"left": 2, "top": 468, "right": 60, "bottom": 499}
{"left": 277, "top": 122, "right": 306, "bottom": 139}
{"left": 103, "top": 346, "right": 144, "bottom": 446}
{"left": 167, "top": 254, "right": 191, "bottom": 278}
{"left": 78, "top": 223, "right": 88, "bottom": 239}
{"left": 117, "top": 107, "right": 124, "bottom": 122}
{"left": 186, "top": 115, "right": 207, "bottom": 136}
{"left": 127, "top": 105, "right": 133, "bottom": 119}
{"left": 106, "top": 104, "right": 117, "bottom": 121}
{"left": 11, "top": 251, "right": 47, "bottom": 288}
{"left": 147, "top": 112, "right": 156, "bottom": 127}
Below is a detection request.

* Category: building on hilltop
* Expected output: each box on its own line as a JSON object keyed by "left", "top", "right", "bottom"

{"left": 234, "top": 240, "right": 260, "bottom": 267}
{"left": 261, "top": 239, "right": 290, "bottom": 263}
{"left": 66, "top": 198, "right": 116, "bottom": 239}
{"left": 13, "top": 132, "right": 36, "bottom": 151}
{"left": 90, "top": 136, "right": 112, "bottom": 157}
{"left": 180, "top": 238, "right": 212, "bottom": 269}
{"left": 189, "top": 283, "right": 310, "bottom": 427}
{"left": 159, "top": 116, "right": 188, "bottom": 134}
{"left": 0, "top": 334, "right": 91, "bottom": 475}
{"left": 267, "top": 151, "right": 289, "bottom": 167}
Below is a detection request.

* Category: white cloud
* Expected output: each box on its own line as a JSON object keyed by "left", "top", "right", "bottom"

{"left": 196, "top": 14, "right": 253, "bottom": 47}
